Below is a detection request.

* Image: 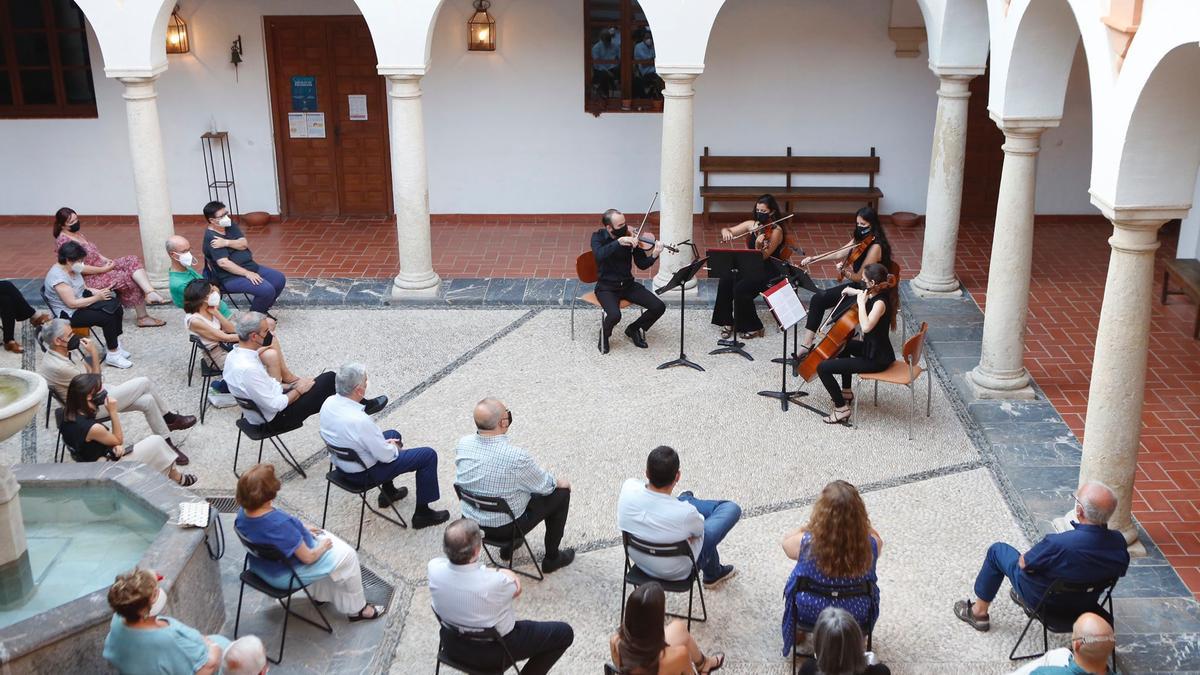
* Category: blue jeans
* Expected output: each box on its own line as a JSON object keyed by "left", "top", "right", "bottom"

{"left": 222, "top": 264, "right": 286, "bottom": 313}
{"left": 678, "top": 492, "right": 742, "bottom": 579}
{"left": 974, "top": 542, "right": 1029, "bottom": 603}
{"left": 338, "top": 430, "right": 441, "bottom": 506}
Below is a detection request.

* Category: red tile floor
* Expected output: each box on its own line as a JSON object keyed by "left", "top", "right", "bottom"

{"left": 3, "top": 213, "right": 1198, "bottom": 595}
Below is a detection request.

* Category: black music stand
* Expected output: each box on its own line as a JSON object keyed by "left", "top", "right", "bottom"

{"left": 756, "top": 280, "right": 810, "bottom": 411}
{"left": 706, "top": 248, "right": 766, "bottom": 362}
{"left": 655, "top": 258, "right": 707, "bottom": 372}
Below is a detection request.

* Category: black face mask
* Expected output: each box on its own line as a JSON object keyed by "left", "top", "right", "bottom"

{"left": 68, "top": 221, "right": 81, "bottom": 233}
{"left": 90, "top": 390, "right": 108, "bottom": 407}
{"left": 260, "top": 331, "right": 274, "bottom": 347}
{"left": 755, "top": 211, "right": 771, "bottom": 224}
{"left": 611, "top": 226, "right": 628, "bottom": 238}
{"left": 505, "top": 410, "right": 513, "bottom": 426}
{"left": 854, "top": 225, "right": 872, "bottom": 240}
{"left": 66, "top": 335, "right": 81, "bottom": 351}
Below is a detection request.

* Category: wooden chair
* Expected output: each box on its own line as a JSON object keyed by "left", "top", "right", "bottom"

{"left": 853, "top": 322, "right": 930, "bottom": 439}
{"left": 886, "top": 260, "right": 904, "bottom": 343}
{"left": 569, "top": 251, "right": 634, "bottom": 342}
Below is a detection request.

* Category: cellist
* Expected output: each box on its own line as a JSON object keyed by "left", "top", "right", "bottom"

{"left": 796, "top": 207, "right": 893, "bottom": 358}
{"left": 816, "top": 263, "right": 897, "bottom": 425}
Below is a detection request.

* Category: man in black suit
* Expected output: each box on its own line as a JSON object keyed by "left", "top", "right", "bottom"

{"left": 589, "top": 209, "right": 666, "bottom": 354}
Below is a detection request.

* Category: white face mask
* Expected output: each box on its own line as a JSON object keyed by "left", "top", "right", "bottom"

{"left": 217, "top": 215, "right": 232, "bottom": 229}
{"left": 207, "top": 292, "right": 220, "bottom": 308}
{"left": 70, "top": 262, "right": 84, "bottom": 274}
{"left": 176, "top": 251, "right": 194, "bottom": 267}
{"left": 148, "top": 587, "right": 167, "bottom": 617}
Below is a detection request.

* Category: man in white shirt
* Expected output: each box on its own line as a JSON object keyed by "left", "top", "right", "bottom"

{"left": 617, "top": 445, "right": 741, "bottom": 586}
{"left": 319, "top": 363, "right": 449, "bottom": 529}
{"left": 429, "top": 519, "right": 574, "bottom": 675}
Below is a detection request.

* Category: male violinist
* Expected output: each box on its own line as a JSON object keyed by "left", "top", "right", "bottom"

{"left": 590, "top": 209, "right": 667, "bottom": 354}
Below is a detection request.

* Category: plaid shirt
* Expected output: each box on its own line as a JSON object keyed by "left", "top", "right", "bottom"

{"left": 454, "top": 433, "right": 556, "bottom": 528}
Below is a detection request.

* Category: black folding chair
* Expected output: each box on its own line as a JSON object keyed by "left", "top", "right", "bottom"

{"left": 787, "top": 577, "right": 877, "bottom": 675}
{"left": 187, "top": 336, "right": 224, "bottom": 423}
{"left": 1009, "top": 577, "right": 1118, "bottom": 669}
{"left": 204, "top": 252, "right": 275, "bottom": 320}
{"left": 320, "top": 444, "right": 408, "bottom": 549}
{"left": 39, "top": 288, "right": 103, "bottom": 347}
{"left": 232, "top": 530, "right": 332, "bottom": 665}
{"left": 35, "top": 332, "right": 86, "bottom": 429}
{"left": 453, "top": 484, "right": 544, "bottom": 581}
{"left": 52, "top": 408, "right": 72, "bottom": 463}
{"left": 232, "top": 396, "right": 307, "bottom": 478}
{"left": 433, "top": 609, "right": 522, "bottom": 675}
{"left": 620, "top": 531, "right": 706, "bottom": 630}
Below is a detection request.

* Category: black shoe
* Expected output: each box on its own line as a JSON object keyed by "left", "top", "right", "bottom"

{"left": 625, "top": 325, "right": 648, "bottom": 348}
{"left": 377, "top": 486, "right": 409, "bottom": 508}
{"left": 704, "top": 564, "right": 737, "bottom": 587}
{"left": 412, "top": 509, "right": 450, "bottom": 529}
{"left": 498, "top": 544, "right": 513, "bottom": 561}
{"left": 542, "top": 548, "right": 576, "bottom": 573}
{"left": 362, "top": 395, "right": 388, "bottom": 415}
{"left": 166, "top": 438, "right": 189, "bottom": 466}
{"left": 598, "top": 331, "right": 610, "bottom": 354}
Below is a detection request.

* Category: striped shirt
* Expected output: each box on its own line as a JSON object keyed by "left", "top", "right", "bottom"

{"left": 454, "top": 433, "right": 556, "bottom": 528}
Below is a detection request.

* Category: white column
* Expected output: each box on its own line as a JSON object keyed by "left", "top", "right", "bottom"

{"left": 969, "top": 122, "right": 1054, "bottom": 399}
{"left": 912, "top": 74, "right": 974, "bottom": 297}
{"left": 653, "top": 72, "right": 699, "bottom": 290}
{"left": 119, "top": 76, "right": 175, "bottom": 288}
{"left": 1076, "top": 217, "right": 1168, "bottom": 551}
{"left": 385, "top": 74, "right": 441, "bottom": 299}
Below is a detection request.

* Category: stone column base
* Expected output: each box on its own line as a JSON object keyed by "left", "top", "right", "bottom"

{"left": 910, "top": 276, "right": 963, "bottom": 298}
{"left": 1051, "top": 509, "right": 1146, "bottom": 557}
{"left": 967, "top": 366, "right": 1037, "bottom": 400}
{"left": 391, "top": 273, "right": 442, "bottom": 300}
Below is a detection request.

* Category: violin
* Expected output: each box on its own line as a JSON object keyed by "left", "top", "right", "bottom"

{"left": 631, "top": 232, "right": 679, "bottom": 254}
{"left": 837, "top": 234, "right": 875, "bottom": 280}
{"left": 794, "top": 274, "right": 896, "bottom": 382}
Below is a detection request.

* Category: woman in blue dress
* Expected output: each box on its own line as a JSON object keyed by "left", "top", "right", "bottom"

{"left": 780, "top": 480, "right": 883, "bottom": 656}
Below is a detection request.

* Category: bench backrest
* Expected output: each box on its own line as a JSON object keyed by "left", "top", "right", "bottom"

{"left": 701, "top": 146, "right": 878, "bottom": 175}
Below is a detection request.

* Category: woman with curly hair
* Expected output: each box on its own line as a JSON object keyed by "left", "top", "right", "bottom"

{"left": 780, "top": 480, "right": 882, "bottom": 657}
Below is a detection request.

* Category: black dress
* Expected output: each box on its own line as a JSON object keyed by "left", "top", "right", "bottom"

{"left": 803, "top": 238, "right": 890, "bottom": 334}
{"left": 711, "top": 225, "right": 787, "bottom": 333}
{"left": 59, "top": 414, "right": 113, "bottom": 462}
{"left": 814, "top": 295, "right": 895, "bottom": 406}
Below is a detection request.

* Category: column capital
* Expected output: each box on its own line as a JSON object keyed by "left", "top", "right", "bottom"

{"left": 660, "top": 72, "right": 698, "bottom": 98}
{"left": 386, "top": 75, "right": 424, "bottom": 101}
{"left": 377, "top": 65, "right": 428, "bottom": 78}
{"left": 118, "top": 76, "right": 160, "bottom": 101}
{"left": 1089, "top": 192, "right": 1191, "bottom": 224}
{"left": 1107, "top": 218, "right": 1167, "bottom": 254}
{"left": 994, "top": 120, "right": 1056, "bottom": 156}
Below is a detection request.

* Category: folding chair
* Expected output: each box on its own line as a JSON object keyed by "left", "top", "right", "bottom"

{"left": 35, "top": 331, "right": 87, "bottom": 429}
{"left": 453, "top": 484, "right": 544, "bottom": 581}
{"left": 320, "top": 444, "right": 408, "bottom": 549}
{"left": 187, "top": 335, "right": 224, "bottom": 423}
{"left": 232, "top": 530, "right": 333, "bottom": 665}
{"left": 854, "top": 322, "right": 930, "bottom": 440}
{"left": 39, "top": 288, "right": 103, "bottom": 346}
{"left": 569, "top": 251, "right": 640, "bottom": 342}
{"left": 232, "top": 397, "right": 307, "bottom": 478}
{"left": 52, "top": 408, "right": 70, "bottom": 463}
{"left": 205, "top": 252, "right": 275, "bottom": 320}
{"left": 1009, "top": 577, "right": 1118, "bottom": 670}
{"left": 620, "top": 531, "right": 706, "bottom": 630}
{"left": 787, "top": 577, "right": 877, "bottom": 675}
{"left": 433, "top": 609, "right": 522, "bottom": 675}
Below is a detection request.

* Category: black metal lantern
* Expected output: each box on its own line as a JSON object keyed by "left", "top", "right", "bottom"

{"left": 468, "top": 0, "right": 496, "bottom": 52}
{"left": 166, "top": 6, "right": 189, "bottom": 54}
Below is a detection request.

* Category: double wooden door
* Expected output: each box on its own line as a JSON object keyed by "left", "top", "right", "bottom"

{"left": 265, "top": 16, "right": 391, "bottom": 216}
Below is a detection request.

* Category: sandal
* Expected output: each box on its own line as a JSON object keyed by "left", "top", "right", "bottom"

{"left": 137, "top": 316, "right": 166, "bottom": 328}
{"left": 953, "top": 599, "right": 990, "bottom": 632}
{"left": 349, "top": 603, "right": 387, "bottom": 622}
{"left": 697, "top": 652, "right": 725, "bottom": 674}
{"left": 823, "top": 406, "right": 852, "bottom": 425}
{"left": 739, "top": 329, "right": 764, "bottom": 340}
{"left": 145, "top": 291, "right": 169, "bottom": 305}
{"left": 179, "top": 474, "right": 198, "bottom": 488}
{"left": 841, "top": 389, "right": 855, "bottom": 403}
{"left": 719, "top": 326, "right": 734, "bottom": 340}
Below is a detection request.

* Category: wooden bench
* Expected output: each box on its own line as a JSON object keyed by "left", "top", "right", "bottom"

{"left": 1161, "top": 258, "right": 1200, "bottom": 339}
{"left": 699, "top": 146, "right": 883, "bottom": 225}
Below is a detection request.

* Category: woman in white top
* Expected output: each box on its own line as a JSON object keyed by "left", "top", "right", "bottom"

{"left": 45, "top": 241, "right": 132, "bottom": 368}
{"left": 182, "top": 279, "right": 296, "bottom": 382}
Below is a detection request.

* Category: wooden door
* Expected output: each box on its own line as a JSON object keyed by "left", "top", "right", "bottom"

{"left": 265, "top": 16, "right": 392, "bottom": 217}
{"left": 961, "top": 67, "right": 1005, "bottom": 222}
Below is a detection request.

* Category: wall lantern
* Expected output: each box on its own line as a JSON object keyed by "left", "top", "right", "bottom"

{"left": 468, "top": 0, "right": 496, "bottom": 52}
{"left": 166, "top": 6, "right": 190, "bottom": 54}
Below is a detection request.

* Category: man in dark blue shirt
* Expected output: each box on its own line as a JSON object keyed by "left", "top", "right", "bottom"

{"left": 954, "top": 481, "right": 1129, "bottom": 632}
{"left": 202, "top": 201, "right": 287, "bottom": 314}
{"left": 589, "top": 209, "right": 666, "bottom": 354}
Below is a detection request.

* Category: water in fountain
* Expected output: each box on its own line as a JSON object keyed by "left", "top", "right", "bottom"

{"left": 0, "top": 377, "right": 19, "bottom": 408}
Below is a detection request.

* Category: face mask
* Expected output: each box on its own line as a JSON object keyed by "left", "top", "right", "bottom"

{"left": 176, "top": 251, "right": 194, "bottom": 267}
{"left": 217, "top": 215, "right": 232, "bottom": 229}
{"left": 66, "top": 335, "right": 81, "bottom": 351}
{"left": 755, "top": 211, "right": 771, "bottom": 224}
{"left": 68, "top": 220, "right": 81, "bottom": 233}
{"left": 207, "top": 292, "right": 220, "bottom": 308}
{"left": 855, "top": 224, "right": 872, "bottom": 239}
{"left": 70, "top": 262, "right": 84, "bottom": 274}
{"left": 260, "top": 331, "right": 274, "bottom": 347}
{"left": 612, "top": 225, "right": 628, "bottom": 238}
{"left": 505, "top": 410, "right": 513, "bottom": 426}
{"left": 148, "top": 587, "right": 167, "bottom": 617}
{"left": 90, "top": 390, "right": 108, "bottom": 407}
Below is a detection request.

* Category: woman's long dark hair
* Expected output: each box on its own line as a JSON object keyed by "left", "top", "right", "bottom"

{"left": 617, "top": 582, "right": 667, "bottom": 673}
{"left": 862, "top": 262, "right": 898, "bottom": 331}
{"left": 64, "top": 372, "right": 103, "bottom": 422}
{"left": 854, "top": 207, "right": 891, "bottom": 265}
{"left": 53, "top": 207, "right": 76, "bottom": 239}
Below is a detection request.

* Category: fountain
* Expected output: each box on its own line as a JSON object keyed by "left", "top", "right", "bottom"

{"left": 0, "top": 369, "right": 44, "bottom": 578}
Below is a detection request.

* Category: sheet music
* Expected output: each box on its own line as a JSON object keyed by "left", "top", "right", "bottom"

{"left": 762, "top": 279, "right": 807, "bottom": 331}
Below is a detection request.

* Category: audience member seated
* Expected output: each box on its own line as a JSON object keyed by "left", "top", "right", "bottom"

{"left": 221, "top": 635, "right": 269, "bottom": 675}
{"left": 799, "top": 607, "right": 890, "bottom": 675}
{"left": 103, "top": 568, "right": 230, "bottom": 675}
{"left": 954, "top": 481, "right": 1130, "bottom": 633}
{"left": 429, "top": 518, "right": 575, "bottom": 675}
{"left": 54, "top": 206, "right": 168, "bottom": 327}
{"left": 610, "top": 582, "right": 724, "bottom": 674}
{"left": 167, "top": 235, "right": 232, "bottom": 317}
{"left": 202, "top": 201, "right": 286, "bottom": 314}
{"left": 319, "top": 362, "right": 449, "bottom": 528}
{"left": 39, "top": 318, "right": 194, "bottom": 464}
{"left": 617, "top": 445, "right": 741, "bottom": 587}
{"left": 1009, "top": 612, "right": 1116, "bottom": 675}
{"left": 60, "top": 373, "right": 196, "bottom": 486}
{"left": 45, "top": 241, "right": 130, "bottom": 368}
{"left": 234, "top": 463, "right": 386, "bottom": 622}
{"left": 0, "top": 279, "right": 50, "bottom": 353}
{"left": 454, "top": 398, "right": 576, "bottom": 572}
{"left": 781, "top": 480, "right": 881, "bottom": 656}
{"left": 182, "top": 278, "right": 239, "bottom": 370}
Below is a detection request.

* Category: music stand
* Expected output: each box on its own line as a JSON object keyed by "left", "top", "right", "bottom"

{"left": 706, "top": 248, "right": 766, "bottom": 362}
{"left": 757, "top": 280, "right": 811, "bottom": 411}
{"left": 655, "top": 258, "right": 706, "bottom": 372}
{"left": 768, "top": 258, "right": 816, "bottom": 367}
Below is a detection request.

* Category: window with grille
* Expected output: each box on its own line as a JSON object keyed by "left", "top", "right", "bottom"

{"left": 584, "top": 0, "right": 662, "bottom": 115}
{"left": 0, "top": 0, "right": 97, "bottom": 118}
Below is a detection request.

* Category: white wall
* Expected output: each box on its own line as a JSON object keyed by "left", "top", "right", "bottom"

{"left": 0, "top": 0, "right": 1096, "bottom": 217}
{"left": 1178, "top": 177, "right": 1200, "bottom": 260}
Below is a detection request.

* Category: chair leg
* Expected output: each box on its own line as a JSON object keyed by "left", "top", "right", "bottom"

{"left": 268, "top": 435, "right": 306, "bottom": 479}
{"left": 569, "top": 296, "right": 576, "bottom": 340}
{"left": 926, "top": 372, "right": 932, "bottom": 416}
{"left": 234, "top": 576, "right": 247, "bottom": 638}
{"left": 686, "top": 583, "right": 694, "bottom": 632}
{"left": 1009, "top": 615, "right": 1045, "bottom": 661}
{"left": 321, "top": 479, "right": 332, "bottom": 529}
{"left": 271, "top": 595, "right": 290, "bottom": 665}
{"left": 873, "top": 380, "right": 879, "bottom": 406}
{"left": 908, "top": 383, "right": 915, "bottom": 441}
{"left": 257, "top": 438, "right": 265, "bottom": 465}
{"left": 44, "top": 397, "right": 51, "bottom": 429}
{"left": 365, "top": 488, "right": 408, "bottom": 529}
{"left": 515, "top": 530, "right": 544, "bottom": 581}
{"left": 233, "top": 429, "right": 243, "bottom": 477}
{"left": 187, "top": 346, "right": 197, "bottom": 387}
{"left": 356, "top": 495, "right": 366, "bottom": 550}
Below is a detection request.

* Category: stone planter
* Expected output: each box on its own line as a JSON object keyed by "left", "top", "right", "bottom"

{"left": 891, "top": 211, "right": 921, "bottom": 228}
{"left": 241, "top": 211, "right": 270, "bottom": 227}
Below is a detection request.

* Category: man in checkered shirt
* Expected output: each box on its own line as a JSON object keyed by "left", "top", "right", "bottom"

{"left": 454, "top": 398, "right": 576, "bottom": 573}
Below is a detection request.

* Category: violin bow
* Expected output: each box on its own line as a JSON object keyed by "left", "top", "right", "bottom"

{"left": 632, "top": 191, "right": 660, "bottom": 241}
{"left": 725, "top": 214, "right": 795, "bottom": 241}
{"left": 801, "top": 241, "right": 858, "bottom": 267}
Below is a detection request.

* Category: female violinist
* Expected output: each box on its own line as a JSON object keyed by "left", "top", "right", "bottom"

{"left": 816, "top": 263, "right": 897, "bottom": 425}
{"left": 711, "top": 194, "right": 788, "bottom": 340}
{"left": 796, "top": 207, "right": 893, "bottom": 357}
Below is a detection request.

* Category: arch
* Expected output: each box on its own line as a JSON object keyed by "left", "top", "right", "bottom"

{"left": 928, "top": 0, "right": 989, "bottom": 72}
{"left": 1112, "top": 44, "right": 1200, "bottom": 208}
{"left": 995, "top": 0, "right": 1079, "bottom": 119}
{"left": 637, "top": 0, "right": 726, "bottom": 71}
{"left": 354, "top": 0, "right": 447, "bottom": 73}
{"left": 73, "top": 0, "right": 175, "bottom": 76}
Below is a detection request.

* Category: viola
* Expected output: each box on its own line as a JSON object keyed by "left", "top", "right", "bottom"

{"left": 794, "top": 274, "right": 896, "bottom": 382}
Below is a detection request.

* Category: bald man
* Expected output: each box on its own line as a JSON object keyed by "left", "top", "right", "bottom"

{"left": 166, "top": 235, "right": 231, "bottom": 318}
{"left": 1009, "top": 612, "right": 1116, "bottom": 674}
{"left": 454, "top": 398, "right": 575, "bottom": 573}
{"left": 955, "top": 481, "right": 1129, "bottom": 633}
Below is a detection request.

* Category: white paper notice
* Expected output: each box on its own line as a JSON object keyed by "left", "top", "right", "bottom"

{"left": 287, "top": 113, "right": 307, "bottom": 138}
{"left": 305, "top": 112, "right": 326, "bottom": 138}
{"left": 762, "top": 279, "right": 807, "bottom": 331}
{"left": 348, "top": 94, "right": 368, "bottom": 121}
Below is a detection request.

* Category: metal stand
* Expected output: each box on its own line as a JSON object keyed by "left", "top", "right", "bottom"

{"left": 657, "top": 268, "right": 705, "bottom": 372}
{"left": 201, "top": 131, "right": 240, "bottom": 218}
{"left": 709, "top": 263, "right": 754, "bottom": 362}
{"left": 757, "top": 325, "right": 809, "bottom": 411}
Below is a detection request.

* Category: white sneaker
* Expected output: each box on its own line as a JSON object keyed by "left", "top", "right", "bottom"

{"left": 207, "top": 391, "right": 237, "bottom": 408}
{"left": 104, "top": 352, "right": 132, "bottom": 369}
{"left": 116, "top": 343, "right": 131, "bottom": 359}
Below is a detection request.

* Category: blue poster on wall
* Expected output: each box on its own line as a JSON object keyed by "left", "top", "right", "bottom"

{"left": 291, "top": 76, "right": 317, "bottom": 112}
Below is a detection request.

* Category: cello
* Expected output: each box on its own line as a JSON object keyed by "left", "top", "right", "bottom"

{"left": 794, "top": 273, "right": 896, "bottom": 382}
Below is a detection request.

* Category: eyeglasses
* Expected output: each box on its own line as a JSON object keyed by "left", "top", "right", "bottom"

{"left": 1072, "top": 493, "right": 1084, "bottom": 510}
